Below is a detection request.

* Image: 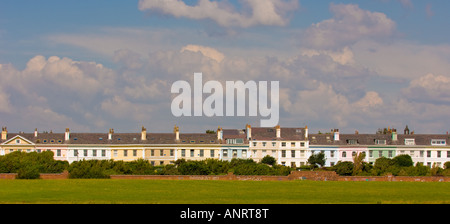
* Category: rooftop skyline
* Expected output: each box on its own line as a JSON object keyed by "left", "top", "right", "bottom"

{"left": 1, "top": 1, "right": 450, "bottom": 134}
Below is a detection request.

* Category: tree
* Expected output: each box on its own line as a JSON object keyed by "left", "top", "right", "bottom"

{"left": 352, "top": 152, "right": 366, "bottom": 176}
{"left": 392, "top": 154, "right": 413, "bottom": 167}
{"left": 260, "top": 155, "right": 276, "bottom": 166}
{"left": 307, "top": 152, "right": 326, "bottom": 170}
{"left": 333, "top": 161, "right": 353, "bottom": 176}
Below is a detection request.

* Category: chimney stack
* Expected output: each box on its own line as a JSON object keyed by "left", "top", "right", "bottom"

{"left": 174, "top": 125, "right": 180, "bottom": 141}
{"left": 1, "top": 127, "right": 7, "bottom": 140}
{"left": 108, "top": 128, "right": 114, "bottom": 140}
{"left": 275, "top": 125, "right": 281, "bottom": 138}
{"left": 65, "top": 128, "right": 70, "bottom": 141}
{"left": 246, "top": 124, "right": 252, "bottom": 140}
{"left": 217, "top": 126, "right": 223, "bottom": 140}
{"left": 333, "top": 129, "right": 340, "bottom": 141}
{"left": 34, "top": 128, "right": 38, "bottom": 137}
{"left": 141, "top": 126, "right": 147, "bottom": 141}
{"left": 304, "top": 125, "right": 308, "bottom": 139}
{"left": 392, "top": 129, "right": 397, "bottom": 141}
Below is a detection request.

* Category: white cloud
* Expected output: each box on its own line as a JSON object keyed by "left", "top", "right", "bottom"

{"left": 181, "top": 44, "right": 225, "bottom": 63}
{"left": 403, "top": 73, "right": 450, "bottom": 103}
{"left": 303, "top": 3, "right": 396, "bottom": 49}
{"left": 138, "top": 0, "right": 299, "bottom": 28}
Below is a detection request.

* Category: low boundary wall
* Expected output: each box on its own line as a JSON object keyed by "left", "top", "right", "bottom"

{"left": 0, "top": 170, "right": 449, "bottom": 182}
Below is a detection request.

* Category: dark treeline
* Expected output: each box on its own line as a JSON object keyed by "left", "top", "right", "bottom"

{"left": 1, "top": 152, "right": 449, "bottom": 179}
{"left": 67, "top": 157, "right": 293, "bottom": 179}
{"left": 331, "top": 154, "right": 450, "bottom": 177}
{"left": 0, "top": 151, "right": 68, "bottom": 179}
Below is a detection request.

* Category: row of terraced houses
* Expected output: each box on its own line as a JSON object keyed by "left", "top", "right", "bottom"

{"left": 0, "top": 125, "right": 449, "bottom": 168}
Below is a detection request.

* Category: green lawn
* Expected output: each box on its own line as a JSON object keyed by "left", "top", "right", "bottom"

{"left": 0, "top": 179, "right": 448, "bottom": 204}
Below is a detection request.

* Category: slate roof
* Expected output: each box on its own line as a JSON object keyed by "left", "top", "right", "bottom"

{"left": 250, "top": 127, "right": 306, "bottom": 141}
{"left": 1, "top": 132, "right": 221, "bottom": 145}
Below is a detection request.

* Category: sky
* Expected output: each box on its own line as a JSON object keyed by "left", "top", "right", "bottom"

{"left": 1, "top": 0, "right": 450, "bottom": 135}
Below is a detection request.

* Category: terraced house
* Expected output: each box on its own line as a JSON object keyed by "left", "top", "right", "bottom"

{"left": 0, "top": 125, "right": 449, "bottom": 168}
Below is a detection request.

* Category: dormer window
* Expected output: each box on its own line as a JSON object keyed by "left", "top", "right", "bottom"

{"left": 347, "top": 139, "right": 358, "bottom": 145}
{"left": 404, "top": 138, "right": 415, "bottom": 145}
{"left": 431, "top": 139, "right": 446, "bottom": 145}
{"left": 375, "top": 139, "right": 386, "bottom": 145}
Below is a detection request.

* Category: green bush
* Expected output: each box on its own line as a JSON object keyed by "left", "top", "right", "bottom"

{"left": 0, "top": 151, "right": 68, "bottom": 178}
{"left": 333, "top": 161, "right": 354, "bottom": 176}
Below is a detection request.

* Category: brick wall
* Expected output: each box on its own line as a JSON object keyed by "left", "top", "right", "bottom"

{"left": 0, "top": 170, "right": 448, "bottom": 181}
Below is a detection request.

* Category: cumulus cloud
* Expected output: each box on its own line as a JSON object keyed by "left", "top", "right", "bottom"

{"left": 302, "top": 3, "right": 396, "bottom": 49}
{"left": 181, "top": 44, "right": 225, "bottom": 63}
{"left": 138, "top": 0, "right": 299, "bottom": 28}
{"left": 403, "top": 73, "right": 450, "bottom": 103}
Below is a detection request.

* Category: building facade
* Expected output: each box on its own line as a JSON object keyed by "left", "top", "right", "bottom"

{"left": 0, "top": 125, "right": 449, "bottom": 168}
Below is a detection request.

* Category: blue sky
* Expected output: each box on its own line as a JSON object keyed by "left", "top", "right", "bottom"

{"left": 1, "top": 0, "right": 450, "bottom": 135}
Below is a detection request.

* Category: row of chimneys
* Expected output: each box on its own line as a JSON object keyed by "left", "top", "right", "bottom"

{"left": 6, "top": 125, "right": 412, "bottom": 142}
{"left": 2, "top": 125, "right": 310, "bottom": 142}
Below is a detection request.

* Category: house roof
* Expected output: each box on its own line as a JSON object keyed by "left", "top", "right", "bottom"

{"left": 250, "top": 127, "right": 306, "bottom": 141}
{"left": 0, "top": 132, "right": 222, "bottom": 145}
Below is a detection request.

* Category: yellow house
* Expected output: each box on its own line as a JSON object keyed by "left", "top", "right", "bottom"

{"left": 1, "top": 135, "right": 36, "bottom": 155}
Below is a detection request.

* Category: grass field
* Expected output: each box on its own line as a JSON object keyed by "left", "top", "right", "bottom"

{"left": 0, "top": 179, "right": 448, "bottom": 204}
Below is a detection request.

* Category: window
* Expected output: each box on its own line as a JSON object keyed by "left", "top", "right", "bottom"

{"left": 170, "top": 149, "right": 174, "bottom": 157}
{"left": 160, "top": 149, "right": 164, "bottom": 156}
{"left": 181, "top": 149, "right": 185, "bottom": 157}
{"left": 133, "top": 150, "right": 137, "bottom": 157}
{"left": 253, "top": 142, "right": 257, "bottom": 147}
{"left": 210, "top": 150, "right": 214, "bottom": 158}
{"left": 375, "top": 139, "right": 386, "bottom": 145}
{"left": 282, "top": 142, "right": 286, "bottom": 147}
{"left": 223, "top": 149, "right": 228, "bottom": 157}
{"left": 291, "top": 142, "right": 295, "bottom": 147}
{"left": 427, "top": 151, "right": 431, "bottom": 158}
{"left": 151, "top": 150, "right": 155, "bottom": 156}
{"left": 113, "top": 150, "right": 117, "bottom": 157}
{"left": 242, "top": 150, "right": 247, "bottom": 158}
{"left": 388, "top": 150, "right": 393, "bottom": 158}
{"left": 300, "top": 150, "right": 305, "bottom": 157}
{"left": 57, "top": 149, "right": 61, "bottom": 157}
{"left": 330, "top": 151, "right": 335, "bottom": 158}
{"left": 190, "top": 149, "right": 194, "bottom": 157}
{"left": 123, "top": 150, "right": 127, "bottom": 157}
{"left": 281, "top": 150, "right": 286, "bottom": 158}
{"left": 232, "top": 150, "right": 237, "bottom": 158}
{"left": 342, "top": 151, "right": 347, "bottom": 158}
{"left": 102, "top": 150, "right": 106, "bottom": 157}
{"left": 83, "top": 150, "right": 88, "bottom": 157}
{"left": 300, "top": 142, "right": 305, "bottom": 147}
{"left": 347, "top": 139, "right": 358, "bottom": 145}
{"left": 369, "top": 150, "right": 373, "bottom": 158}
{"left": 291, "top": 150, "right": 295, "bottom": 158}
{"left": 352, "top": 151, "right": 357, "bottom": 157}
{"left": 291, "top": 162, "right": 296, "bottom": 167}
{"left": 200, "top": 149, "right": 204, "bottom": 157}
{"left": 262, "top": 142, "right": 267, "bottom": 147}
{"left": 378, "top": 151, "right": 383, "bottom": 157}
{"left": 405, "top": 139, "right": 415, "bottom": 145}
{"left": 93, "top": 150, "right": 97, "bottom": 157}
{"left": 73, "top": 150, "right": 78, "bottom": 157}
{"left": 447, "top": 151, "right": 450, "bottom": 158}
{"left": 16, "top": 139, "right": 20, "bottom": 144}
{"left": 437, "top": 151, "right": 441, "bottom": 158}
{"left": 272, "top": 142, "right": 276, "bottom": 147}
